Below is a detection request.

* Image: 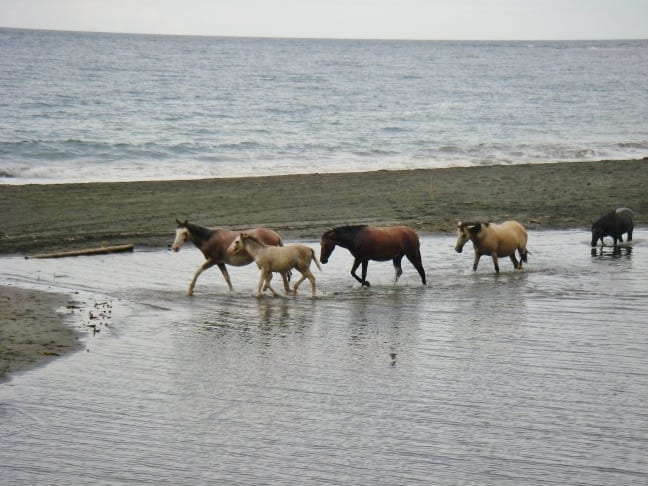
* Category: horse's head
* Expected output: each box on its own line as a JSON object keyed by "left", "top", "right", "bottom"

{"left": 454, "top": 221, "right": 481, "bottom": 253}
{"left": 319, "top": 229, "right": 337, "bottom": 264}
{"left": 590, "top": 222, "right": 603, "bottom": 248}
{"left": 172, "top": 219, "right": 190, "bottom": 252}
{"left": 228, "top": 233, "right": 248, "bottom": 255}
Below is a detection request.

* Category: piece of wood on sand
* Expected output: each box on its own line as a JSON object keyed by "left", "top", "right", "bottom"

{"left": 26, "top": 244, "right": 134, "bottom": 259}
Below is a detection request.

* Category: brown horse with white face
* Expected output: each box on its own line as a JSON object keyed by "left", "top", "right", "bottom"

{"left": 455, "top": 220, "right": 528, "bottom": 273}
{"left": 320, "top": 225, "right": 426, "bottom": 287}
{"left": 172, "top": 220, "right": 287, "bottom": 296}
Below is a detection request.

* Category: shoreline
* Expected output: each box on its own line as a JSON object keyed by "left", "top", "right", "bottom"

{"left": 1, "top": 158, "right": 647, "bottom": 255}
{"left": 1, "top": 158, "right": 647, "bottom": 380}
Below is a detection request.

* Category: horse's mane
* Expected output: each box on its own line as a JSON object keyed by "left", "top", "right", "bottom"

{"left": 241, "top": 233, "right": 266, "bottom": 247}
{"left": 184, "top": 222, "right": 215, "bottom": 241}
{"left": 326, "top": 225, "right": 368, "bottom": 240}
{"left": 459, "top": 221, "right": 490, "bottom": 229}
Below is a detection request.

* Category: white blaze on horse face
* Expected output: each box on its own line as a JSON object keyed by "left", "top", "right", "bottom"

{"left": 172, "top": 228, "right": 190, "bottom": 252}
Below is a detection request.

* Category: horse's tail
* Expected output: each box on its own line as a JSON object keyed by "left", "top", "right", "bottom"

{"left": 520, "top": 247, "right": 529, "bottom": 263}
{"left": 311, "top": 248, "right": 322, "bottom": 271}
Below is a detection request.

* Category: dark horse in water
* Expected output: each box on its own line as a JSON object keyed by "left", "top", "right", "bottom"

{"left": 172, "top": 219, "right": 286, "bottom": 295}
{"left": 591, "top": 207, "right": 634, "bottom": 247}
{"left": 319, "top": 225, "right": 426, "bottom": 287}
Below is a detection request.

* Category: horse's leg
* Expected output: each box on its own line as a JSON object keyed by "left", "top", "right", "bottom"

{"left": 360, "top": 260, "right": 370, "bottom": 287}
{"left": 292, "top": 273, "right": 307, "bottom": 294}
{"left": 510, "top": 254, "right": 519, "bottom": 269}
{"left": 187, "top": 259, "right": 216, "bottom": 296}
{"left": 264, "top": 272, "right": 280, "bottom": 297}
{"left": 472, "top": 253, "right": 481, "bottom": 272}
{"left": 350, "top": 258, "right": 366, "bottom": 286}
{"left": 490, "top": 252, "right": 500, "bottom": 273}
{"left": 406, "top": 249, "right": 427, "bottom": 285}
{"left": 298, "top": 269, "right": 317, "bottom": 297}
{"left": 281, "top": 272, "right": 294, "bottom": 294}
{"left": 255, "top": 270, "right": 266, "bottom": 297}
{"left": 308, "top": 271, "right": 317, "bottom": 297}
{"left": 262, "top": 271, "right": 271, "bottom": 291}
{"left": 216, "top": 262, "right": 234, "bottom": 292}
{"left": 392, "top": 254, "right": 404, "bottom": 283}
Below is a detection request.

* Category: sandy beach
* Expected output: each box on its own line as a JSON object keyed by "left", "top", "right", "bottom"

{"left": 1, "top": 158, "right": 647, "bottom": 380}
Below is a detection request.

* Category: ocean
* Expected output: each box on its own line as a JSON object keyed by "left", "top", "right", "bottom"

{"left": 1, "top": 28, "right": 648, "bottom": 184}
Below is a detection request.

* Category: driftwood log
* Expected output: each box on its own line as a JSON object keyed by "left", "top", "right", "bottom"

{"left": 26, "top": 244, "right": 134, "bottom": 259}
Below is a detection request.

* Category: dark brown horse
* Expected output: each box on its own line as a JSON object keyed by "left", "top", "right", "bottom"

{"left": 172, "top": 219, "right": 287, "bottom": 295}
{"left": 320, "top": 225, "right": 426, "bottom": 287}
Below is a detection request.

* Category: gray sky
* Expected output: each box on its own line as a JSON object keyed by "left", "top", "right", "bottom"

{"left": 1, "top": 0, "right": 647, "bottom": 40}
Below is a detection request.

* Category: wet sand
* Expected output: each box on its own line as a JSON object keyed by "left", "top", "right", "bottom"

{"left": 0, "top": 286, "right": 82, "bottom": 382}
{"left": 1, "top": 158, "right": 647, "bottom": 379}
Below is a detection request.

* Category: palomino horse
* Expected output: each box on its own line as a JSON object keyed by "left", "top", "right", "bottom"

{"left": 229, "top": 233, "right": 321, "bottom": 298}
{"left": 455, "top": 220, "right": 528, "bottom": 273}
{"left": 172, "top": 220, "right": 287, "bottom": 295}
{"left": 319, "top": 225, "right": 426, "bottom": 287}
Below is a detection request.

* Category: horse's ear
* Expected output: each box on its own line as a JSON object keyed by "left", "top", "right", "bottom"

{"left": 469, "top": 223, "right": 481, "bottom": 233}
{"left": 176, "top": 218, "right": 181, "bottom": 226}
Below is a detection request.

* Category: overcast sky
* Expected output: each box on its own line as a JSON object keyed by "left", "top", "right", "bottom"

{"left": 1, "top": 0, "right": 647, "bottom": 40}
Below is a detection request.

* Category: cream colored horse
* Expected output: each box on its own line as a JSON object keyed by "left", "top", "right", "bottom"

{"left": 455, "top": 221, "right": 528, "bottom": 273}
{"left": 229, "top": 233, "right": 322, "bottom": 297}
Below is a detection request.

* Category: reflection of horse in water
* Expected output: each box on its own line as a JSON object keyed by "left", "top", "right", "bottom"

{"left": 172, "top": 220, "right": 286, "bottom": 296}
{"left": 591, "top": 245, "right": 633, "bottom": 258}
{"left": 455, "top": 221, "right": 528, "bottom": 273}
{"left": 319, "top": 225, "right": 426, "bottom": 287}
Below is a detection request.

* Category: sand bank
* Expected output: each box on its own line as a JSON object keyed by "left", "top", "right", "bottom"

{"left": 1, "top": 158, "right": 646, "bottom": 256}
{"left": 0, "top": 286, "right": 82, "bottom": 382}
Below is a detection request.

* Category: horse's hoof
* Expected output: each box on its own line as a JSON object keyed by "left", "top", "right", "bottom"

{"left": 364, "top": 281, "right": 371, "bottom": 288}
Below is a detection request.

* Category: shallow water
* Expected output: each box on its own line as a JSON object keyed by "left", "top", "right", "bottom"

{"left": 1, "top": 230, "right": 647, "bottom": 484}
